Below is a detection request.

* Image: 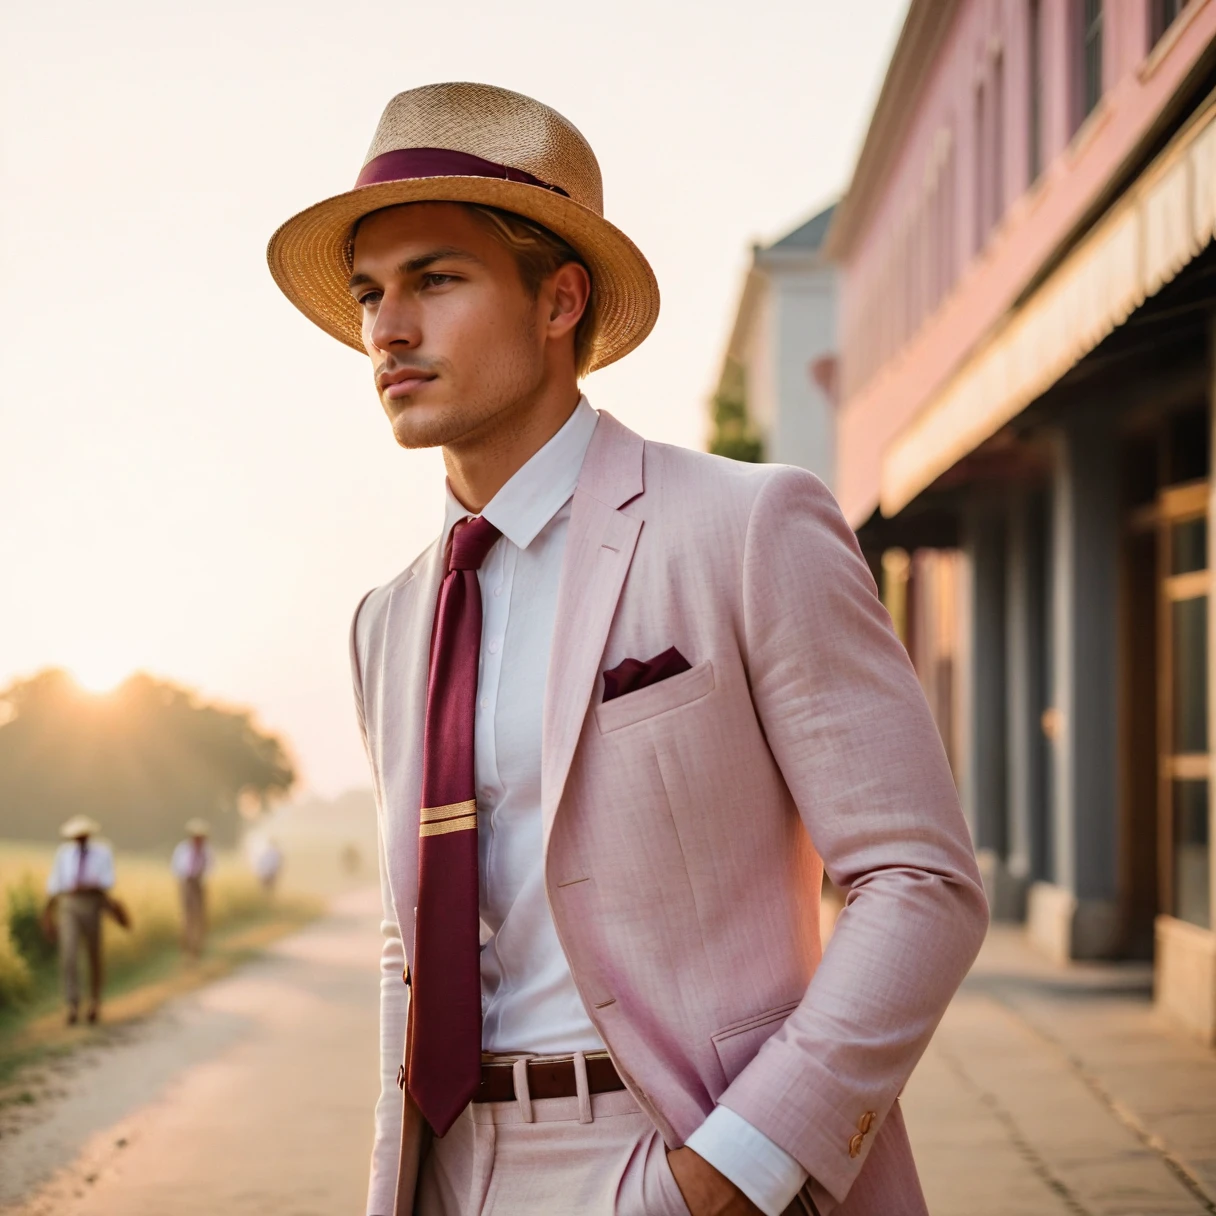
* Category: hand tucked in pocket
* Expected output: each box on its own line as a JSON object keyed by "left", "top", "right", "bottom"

{"left": 602, "top": 646, "right": 692, "bottom": 702}
{"left": 666, "top": 1147, "right": 764, "bottom": 1216}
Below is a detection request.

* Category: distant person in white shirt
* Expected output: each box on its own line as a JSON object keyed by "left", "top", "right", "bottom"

{"left": 171, "top": 819, "right": 213, "bottom": 959}
{"left": 253, "top": 837, "right": 283, "bottom": 894}
{"left": 43, "top": 815, "right": 115, "bottom": 1025}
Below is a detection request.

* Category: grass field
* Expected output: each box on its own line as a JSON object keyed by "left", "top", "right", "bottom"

{"left": 0, "top": 839, "right": 324, "bottom": 1076}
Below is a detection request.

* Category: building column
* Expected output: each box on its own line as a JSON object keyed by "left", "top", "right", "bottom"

{"left": 961, "top": 497, "right": 1012, "bottom": 915}
{"left": 1004, "top": 489, "right": 1049, "bottom": 916}
{"left": 1029, "top": 407, "right": 1120, "bottom": 961}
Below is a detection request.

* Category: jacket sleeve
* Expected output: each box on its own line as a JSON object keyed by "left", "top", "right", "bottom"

{"left": 351, "top": 591, "right": 410, "bottom": 1216}
{"left": 716, "top": 466, "right": 988, "bottom": 1205}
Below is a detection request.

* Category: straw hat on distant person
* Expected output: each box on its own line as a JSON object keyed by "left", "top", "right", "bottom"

{"left": 60, "top": 815, "right": 101, "bottom": 840}
{"left": 185, "top": 818, "right": 211, "bottom": 837}
{"left": 267, "top": 81, "right": 659, "bottom": 373}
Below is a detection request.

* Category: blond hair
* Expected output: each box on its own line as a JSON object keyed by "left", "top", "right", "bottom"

{"left": 462, "top": 204, "right": 597, "bottom": 378}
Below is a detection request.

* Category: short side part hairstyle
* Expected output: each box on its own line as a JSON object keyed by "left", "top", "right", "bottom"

{"left": 462, "top": 204, "right": 597, "bottom": 378}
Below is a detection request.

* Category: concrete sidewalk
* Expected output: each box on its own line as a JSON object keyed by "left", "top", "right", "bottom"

{"left": 904, "top": 926, "right": 1216, "bottom": 1216}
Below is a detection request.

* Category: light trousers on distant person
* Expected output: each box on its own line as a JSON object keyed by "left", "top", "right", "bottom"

{"left": 180, "top": 876, "right": 206, "bottom": 957}
{"left": 58, "top": 891, "right": 103, "bottom": 1011}
{"left": 415, "top": 1063, "right": 690, "bottom": 1216}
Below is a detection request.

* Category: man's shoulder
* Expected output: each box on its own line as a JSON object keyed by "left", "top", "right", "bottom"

{"left": 641, "top": 439, "right": 831, "bottom": 521}
{"left": 351, "top": 536, "right": 441, "bottom": 641}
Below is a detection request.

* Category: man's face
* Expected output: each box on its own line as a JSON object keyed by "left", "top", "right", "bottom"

{"left": 349, "top": 203, "right": 549, "bottom": 451}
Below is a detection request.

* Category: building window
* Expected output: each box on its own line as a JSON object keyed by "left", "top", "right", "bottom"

{"left": 1078, "top": 0, "right": 1104, "bottom": 126}
{"left": 974, "top": 79, "right": 987, "bottom": 252}
{"left": 942, "top": 137, "right": 956, "bottom": 290}
{"left": 974, "top": 55, "right": 1005, "bottom": 250}
{"left": 1028, "top": 0, "right": 1043, "bottom": 182}
{"left": 1151, "top": 0, "right": 1186, "bottom": 46}
{"left": 992, "top": 51, "right": 1005, "bottom": 226}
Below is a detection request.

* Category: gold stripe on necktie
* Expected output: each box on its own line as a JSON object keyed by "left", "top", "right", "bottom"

{"left": 419, "top": 814, "right": 478, "bottom": 837}
{"left": 420, "top": 799, "right": 477, "bottom": 823}
{"left": 419, "top": 799, "right": 478, "bottom": 837}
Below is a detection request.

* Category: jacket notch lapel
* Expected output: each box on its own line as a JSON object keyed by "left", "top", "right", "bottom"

{"left": 541, "top": 412, "right": 646, "bottom": 839}
{"left": 377, "top": 544, "right": 444, "bottom": 952}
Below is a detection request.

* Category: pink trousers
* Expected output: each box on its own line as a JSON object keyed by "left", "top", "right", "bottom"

{"left": 416, "top": 1076, "right": 690, "bottom": 1216}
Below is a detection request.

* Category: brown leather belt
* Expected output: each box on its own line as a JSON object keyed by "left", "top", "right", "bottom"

{"left": 474, "top": 1053, "right": 625, "bottom": 1104}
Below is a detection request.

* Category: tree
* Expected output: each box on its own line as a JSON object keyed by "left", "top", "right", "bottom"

{"left": 708, "top": 358, "right": 763, "bottom": 463}
{"left": 0, "top": 670, "right": 295, "bottom": 850}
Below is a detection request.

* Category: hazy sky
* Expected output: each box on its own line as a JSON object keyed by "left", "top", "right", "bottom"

{"left": 1, "top": 0, "right": 907, "bottom": 796}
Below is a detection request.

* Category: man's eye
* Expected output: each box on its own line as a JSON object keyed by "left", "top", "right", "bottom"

{"left": 357, "top": 291, "right": 382, "bottom": 308}
{"left": 421, "top": 273, "right": 456, "bottom": 288}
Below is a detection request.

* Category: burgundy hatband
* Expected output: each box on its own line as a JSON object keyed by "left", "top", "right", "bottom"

{"left": 355, "top": 147, "right": 569, "bottom": 196}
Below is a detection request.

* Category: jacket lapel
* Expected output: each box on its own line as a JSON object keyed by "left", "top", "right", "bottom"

{"left": 541, "top": 412, "right": 645, "bottom": 840}
{"left": 377, "top": 541, "right": 445, "bottom": 946}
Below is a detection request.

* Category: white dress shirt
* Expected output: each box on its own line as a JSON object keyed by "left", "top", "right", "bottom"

{"left": 46, "top": 840, "right": 115, "bottom": 895}
{"left": 447, "top": 395, "right": 807, "bottom": 1215}
{"left": 171, "top": 839, "right": 214, "bottom": 881}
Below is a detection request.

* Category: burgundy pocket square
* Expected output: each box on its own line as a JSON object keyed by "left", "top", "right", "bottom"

{"left": 602, "top": 647, "right": 692, "bottom": 703}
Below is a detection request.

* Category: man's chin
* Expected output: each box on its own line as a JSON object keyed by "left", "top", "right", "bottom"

{"left": 385, "top": 399, "right": 459, "bottom": 450}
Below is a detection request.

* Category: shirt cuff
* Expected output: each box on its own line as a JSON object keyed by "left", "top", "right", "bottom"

{"left": 684, "top": 1104, "right": 809, "bottom": 1216}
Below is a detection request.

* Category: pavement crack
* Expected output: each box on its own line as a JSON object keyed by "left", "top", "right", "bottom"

{"left": 983, "top": 993, "right": 1216, "bottom": 1215}
{"left": 936, "top": 1046, "right": 1094, "bottom": 1216}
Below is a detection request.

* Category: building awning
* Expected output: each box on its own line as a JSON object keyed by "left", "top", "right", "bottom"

{"left": 881, "top": 90, "right": 1216, "bottom": 517}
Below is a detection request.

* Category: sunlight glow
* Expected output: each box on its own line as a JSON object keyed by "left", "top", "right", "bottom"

{"left": 71, "top": 658, "right": 133, "bottom": 696}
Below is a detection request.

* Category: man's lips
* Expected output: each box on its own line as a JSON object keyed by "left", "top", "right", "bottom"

{"left": 380, "top": 372, "right": 436, "bottom": 400}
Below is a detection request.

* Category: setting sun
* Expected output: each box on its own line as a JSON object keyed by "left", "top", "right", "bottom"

{"left": 70, "top": 658, "right": 133, "bottom": 696}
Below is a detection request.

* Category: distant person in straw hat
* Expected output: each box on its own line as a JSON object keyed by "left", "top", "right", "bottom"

{"left": 171, "top": 819, "right": 213, "bottom": 959}
{"left": 42, "top": 816, "right": 115, "bottom": 1025}
{"left": 269, "top": 83, "right": 986, "bottom": 1216}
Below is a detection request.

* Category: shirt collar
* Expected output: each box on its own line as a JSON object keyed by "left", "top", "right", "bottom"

{"left": 442, "top": 395, "right": 599, "bottom": 550}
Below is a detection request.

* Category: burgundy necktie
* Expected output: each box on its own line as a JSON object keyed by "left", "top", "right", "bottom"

{"left": 407, "top": 515, "right": 500, "bottom": 1136}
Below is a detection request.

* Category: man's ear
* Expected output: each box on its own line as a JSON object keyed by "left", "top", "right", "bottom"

{"left": 545, "top": 262, "right": 591, "bottom": 341}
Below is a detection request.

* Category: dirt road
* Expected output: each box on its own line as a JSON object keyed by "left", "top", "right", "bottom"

{"left": 0, "top": 886, "right": 382, "bottom": 1216}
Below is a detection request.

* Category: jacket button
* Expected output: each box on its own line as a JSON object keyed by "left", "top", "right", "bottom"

{"left": 858, "top": 1110, "right": 876, "bottom": 1135}
{"left": 848, "top": 1132, "right": 864, "bottom": 1158}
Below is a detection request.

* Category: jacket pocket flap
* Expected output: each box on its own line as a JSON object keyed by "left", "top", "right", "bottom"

{"left": 595, "top": 660, "right": 715, "bottom": 734}
{"left": 711, "top": 999, "right": 800, "bottom": 1085}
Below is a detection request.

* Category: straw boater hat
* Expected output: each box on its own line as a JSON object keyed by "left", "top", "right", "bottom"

{"left": 267, "top": 82, "right": 659, "bottom": 372}
{"left": 60, "top": 815, "right": 101, "bottom": 840}
{"left": 185, "top": 818, "right": 211, "bottom": 837}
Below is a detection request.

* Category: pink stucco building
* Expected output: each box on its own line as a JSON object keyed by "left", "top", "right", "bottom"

{"left": 830, "top": 0, "right": 1216, "bottom": 1041}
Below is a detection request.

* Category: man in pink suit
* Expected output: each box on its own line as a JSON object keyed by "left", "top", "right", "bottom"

{"left": 268, "top": 82, "right": 988, "bottom": 1216}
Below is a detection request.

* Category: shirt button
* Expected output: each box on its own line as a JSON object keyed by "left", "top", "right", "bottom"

{"left": 494, "top": 585, "right": 503, "bottom": 597}
{"left": 479, "top": 696, "right": 490, "bottom": 709}
{"left": 488, "top": 640, "right": 499, "bottom": 654}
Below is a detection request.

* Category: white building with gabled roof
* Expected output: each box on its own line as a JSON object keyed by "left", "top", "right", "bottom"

{"left": 709, "top": 202, "right": 837, "bottom": 485}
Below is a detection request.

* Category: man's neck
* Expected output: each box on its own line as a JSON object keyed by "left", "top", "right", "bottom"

{"left": 443, "top": 384, "right": 581, "bottom": 514}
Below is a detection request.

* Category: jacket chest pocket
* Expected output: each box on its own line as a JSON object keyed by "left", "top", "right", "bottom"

{"left": 594, "top": 660, "right": 715, "bottom": 734}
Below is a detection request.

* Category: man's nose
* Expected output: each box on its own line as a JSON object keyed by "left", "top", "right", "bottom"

{"left": 367, "top": 292, "right": 422, "bottom": 353}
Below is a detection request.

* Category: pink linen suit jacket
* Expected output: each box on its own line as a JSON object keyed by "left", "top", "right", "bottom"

{"left": 352, "top": 411, "right": 989, "bottom": 1216}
